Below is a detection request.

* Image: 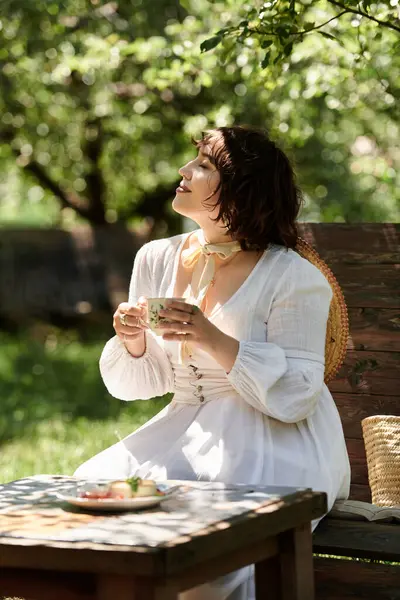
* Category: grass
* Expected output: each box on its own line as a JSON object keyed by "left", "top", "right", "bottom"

{"left": 0, "top": 327, "right": 169, "bottom": 483}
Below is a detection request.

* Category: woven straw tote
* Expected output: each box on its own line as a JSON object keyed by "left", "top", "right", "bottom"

{"left": 295, "top": 237, "right": 349, "bottom": 384}
{"left": 362, "top": 416, "right": 400, "bottom": 507}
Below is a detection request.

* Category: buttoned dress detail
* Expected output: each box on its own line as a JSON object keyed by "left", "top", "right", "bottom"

{"left": 75, "top": 230, "right": 351, "bottom": 600}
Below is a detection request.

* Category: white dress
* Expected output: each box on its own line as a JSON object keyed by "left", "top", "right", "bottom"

{"left": 75, "top": 230, "right": 351, "bottom": 600}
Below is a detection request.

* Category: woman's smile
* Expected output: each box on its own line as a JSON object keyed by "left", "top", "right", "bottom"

{"left": 176, "top": 181, "right": 192, "bottom": 193}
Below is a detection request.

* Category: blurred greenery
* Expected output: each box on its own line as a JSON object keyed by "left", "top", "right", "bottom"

{"left": 0, "top": 328, "right": 170, "bottom": 482}
{"left": 0, "top": 0, "right": 399, "bottom": 231}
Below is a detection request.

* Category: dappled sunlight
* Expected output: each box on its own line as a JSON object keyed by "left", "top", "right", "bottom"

{"left": 0, "top": 476, "right": 312, "bottom": 548}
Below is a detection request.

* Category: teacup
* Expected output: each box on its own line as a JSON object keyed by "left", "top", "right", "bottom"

{"left": 146, "top": 297, "right": 185, "bottom": 335}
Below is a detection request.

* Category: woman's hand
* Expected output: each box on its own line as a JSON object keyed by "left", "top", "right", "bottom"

{"left": 113, "top": 296, "right": 149, "bottom": 343}
{"left": 159, "top": 300, "right": 239, "bottom": 372}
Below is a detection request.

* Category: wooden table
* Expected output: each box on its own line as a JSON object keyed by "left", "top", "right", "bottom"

{"left": 0, "top": 475, "right": 327, "bottom": 600}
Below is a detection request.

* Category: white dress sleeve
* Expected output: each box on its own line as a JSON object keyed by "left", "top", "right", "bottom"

{"left": 99, "top": 243, "right": 174, "bottom": 401}
{"left": 226, "top": 257, "right": 333, "bottom": 423}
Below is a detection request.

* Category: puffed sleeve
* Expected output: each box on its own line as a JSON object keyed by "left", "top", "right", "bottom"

{"left": 99, "top": 243, "right": 174, "bottom": 401}
{"left": 226, "top": 257, "right": 333, "bottom": 423}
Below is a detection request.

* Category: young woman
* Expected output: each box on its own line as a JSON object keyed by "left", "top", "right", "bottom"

{"left": 75, "top": 125, "right": 350, "bottom": 600}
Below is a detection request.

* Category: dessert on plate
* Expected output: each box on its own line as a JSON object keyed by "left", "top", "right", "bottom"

{"left": 78, "top": 477, "right": 161, "bottom": 500}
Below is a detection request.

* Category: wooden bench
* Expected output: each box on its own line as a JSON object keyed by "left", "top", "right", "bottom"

{"left": 296, "top": 224, "right": 400, "bottom": 600}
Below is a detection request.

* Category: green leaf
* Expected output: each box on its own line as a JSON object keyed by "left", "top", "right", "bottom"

{"left": 200, "top": 35, "right": 222, "bottom": 53}
{"left": 261, "top": 39, "right": 273, "bottom": 49}
{"left": 261, "top": 51, "right": 271, "bottom": 68}
{"left": 303, "top": 22, "right": 315, "bottom": 32}
{"left": 318, "top": 31, "right": 339, "bottom": 42}
{"left": 216, "top": 27, "right": 233, "bottom": 36}
{"left": 120, "top": 43, "right": 137, "bottom": 57}
{"left": 276, "top": 26, "right": 290, "bottom": 39}
{"left": 126, "top": 476, "right": 141, "bottom": 492}
{"left": 284, "top": 42, "right": 293, "bottom": 56}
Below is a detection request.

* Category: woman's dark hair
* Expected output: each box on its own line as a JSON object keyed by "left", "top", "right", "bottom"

{"left": 192, "top": 125, "right": 303, "bottom": 251}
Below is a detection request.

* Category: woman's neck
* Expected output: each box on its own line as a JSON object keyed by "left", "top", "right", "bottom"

{"left": 199, "top": 225, "right": 234, "bottom": 245}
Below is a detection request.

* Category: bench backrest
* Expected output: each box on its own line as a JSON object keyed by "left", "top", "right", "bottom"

{"left": 298, "top": 223, "right": 400, "bottom": 502}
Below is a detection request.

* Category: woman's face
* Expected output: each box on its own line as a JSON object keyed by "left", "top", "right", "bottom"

{"left": 172, "top": 145, "right": 221, "bottom": 224}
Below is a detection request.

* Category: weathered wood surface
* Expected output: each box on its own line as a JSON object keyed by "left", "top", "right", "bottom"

{"left": 0, "top": 568, "right": 95, "bottom": 600}
{"left": 255, "top": 524, "right": 315, "bottom": 600}
{"left": 321, "top": 264, "right": 399, "bottom": 308}
{"left": 330, "top": 351, "right": 400, "bottom": 396}
{"left": 349, "top": 484, "right": 370, "bottom": 503}
{"left": 334, "top": 394, "right": 400, "bottom": 438}
{"left": 0, "top": 569, "right": 181, "bottom": 600}
{"left": 0, "top": 476, "right": 326, "bottom": 578}
{"left": 313, "top": 518, "right": 400, "bottom": 561}
{"left": 345, "top": 308, "right": 400, "bottom": 352}
{"left": 314, "top": 557, "right": 400, "bottom": 600}
{"left": 297, "top": 223, "right": 400, "bottom": 264}
{"left": 0, "top": 533, "right": 316, "bottom": 600}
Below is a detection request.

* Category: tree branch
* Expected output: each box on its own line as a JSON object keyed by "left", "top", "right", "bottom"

{"left": 118, "top": 182, "right": 181, "bottom": 234}
{"left": 297, "top": 10, "right": 348, "bottom": 34}
{"left": 327, "top": 0, "right": 400, "bottom": 33}
{"left": 11, "top": 148, "right": 91, "bottom": 220}
{"left": 249, "top": 10, "right": 348, "bottom": 37}
{"left": 83, "top": 118, "right": 107, "bottom": 225}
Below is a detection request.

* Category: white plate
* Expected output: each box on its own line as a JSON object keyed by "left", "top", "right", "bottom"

{"left": 56, "top": 485, "right": 181, "bottom": 512}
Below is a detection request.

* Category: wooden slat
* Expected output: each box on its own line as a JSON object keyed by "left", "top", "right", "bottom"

{"left": 313, "top": 518, "right": 400, "bottom": 561}
{"left": 349, "top": 484, "right": 371, "bottom": 503}
{"left": 330, "top": 350, "right": 400, "bottom": 395}
{"left": 331, "top": 393, "right": 400, "bottom": 439}
{"left": 347, "top": 308, "right": 400, "bottom": 352}
{"left": 332, "top": 264, "right": 400, "bottom": 308}
{"left": 97, "top": 574, "right": 179, "bottom": 600}
{"left": 332, "top": 375, "right": 399, "bottom": 397}
{"left": 314, "top": 557, "right": 400, "bottom": 600}
{"left": 346, "top": 438, "right": 368, "bottom": 487}
{"left": 298, "top": 223, "right": 400, "bottom": 264}
{"left": 168, "top": 537, "right": 277, "bottom": 593}
{"left": 254, "top": 524, "right": 315, "bottom": 600}
{"left": 339, "top": 350, "right": 400, "bottom": 379}
{"left": 162, "top": 491, "right": 327, "bottom": 576}
{"left": 0, "top": 568, "right": 95, "bottom": 600}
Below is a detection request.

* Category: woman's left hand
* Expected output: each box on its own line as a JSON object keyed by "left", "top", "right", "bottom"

{"left": 159, "top": 300, "right": 221, "bottom": 352}
{"left": 159, "top": 299, "right": 240, "bottom": 373}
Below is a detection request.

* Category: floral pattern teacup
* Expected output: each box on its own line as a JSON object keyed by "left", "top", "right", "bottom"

{"left": 146, "top": 297, "right": 184, "bottom": 335}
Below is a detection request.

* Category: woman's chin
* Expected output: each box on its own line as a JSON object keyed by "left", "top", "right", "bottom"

{"left": 172, "top": 197, "right": 193, "bottom": 218}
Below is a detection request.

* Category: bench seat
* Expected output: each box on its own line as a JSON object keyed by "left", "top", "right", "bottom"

{"left": 313, "top": 500, "right": 400, "bottom": 599}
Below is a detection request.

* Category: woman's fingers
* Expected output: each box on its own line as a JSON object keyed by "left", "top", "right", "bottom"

{"left": 119, "top": 324, "right": 144, "bottom": 336}
{"left": 113, "top": 301, "right": 148, "bottom": 337}
{"left": 118, "top": 303, "right": 145, "bottom": 317}
{"left": 159, "top": 308, "right": 190, "bottom": 323}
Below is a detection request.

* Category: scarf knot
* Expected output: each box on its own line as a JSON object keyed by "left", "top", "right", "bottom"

{"left": 178, "top": 231, "right": 242, "bottom": 364}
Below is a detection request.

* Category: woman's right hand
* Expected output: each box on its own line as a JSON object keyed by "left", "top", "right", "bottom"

{"left": 113, "top": 296, "right": 149, "bottom": 343}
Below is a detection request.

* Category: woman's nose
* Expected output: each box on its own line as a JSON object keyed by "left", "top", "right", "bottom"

{"left": 179, "top": 162, "right": 192, "bottom": 179}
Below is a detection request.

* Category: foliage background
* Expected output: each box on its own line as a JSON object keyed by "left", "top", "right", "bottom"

{"left": 0, "top": 0, "right": 399, "bottom": 232}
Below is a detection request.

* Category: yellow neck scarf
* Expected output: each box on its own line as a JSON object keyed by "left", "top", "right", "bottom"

{"left": 179, "top": 230, "right": 242, "bottom": 364}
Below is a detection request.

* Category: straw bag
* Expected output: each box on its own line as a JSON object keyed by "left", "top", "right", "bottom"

{"left": 362, "top": 416, "right": 400, "bottom": 507}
